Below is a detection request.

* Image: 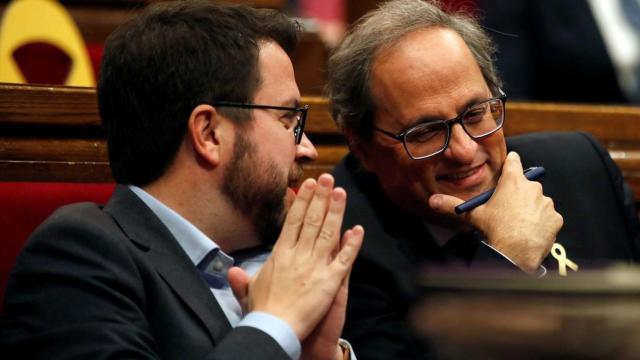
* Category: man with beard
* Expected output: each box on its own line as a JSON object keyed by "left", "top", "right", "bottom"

{"left": 1, "top": 2, "right": 362, "bottom": 360}
{"left": 325, "top": 0, "right": 640, "bottom": 359}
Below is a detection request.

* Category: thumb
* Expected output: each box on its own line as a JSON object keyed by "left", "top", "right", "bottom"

{"left": 428, "top": 193, "right": 465, "bottom": 217}
{"left": 228, "top": 266, "right": 250, "bottom": 312}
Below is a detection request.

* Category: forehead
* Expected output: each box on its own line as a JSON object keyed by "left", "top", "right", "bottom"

{"left": 253, "top": 40, "right": 300, "bottom": 105}
{"left": 370, "top": 27, "right": 490, "bottom": 128}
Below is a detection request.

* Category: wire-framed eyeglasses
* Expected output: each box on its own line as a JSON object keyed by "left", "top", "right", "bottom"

{"left": 212, "top": 101, "right": 308, "bottom": 144}
{"left": 373, "top": 92, "right": 507, "bottom": 160}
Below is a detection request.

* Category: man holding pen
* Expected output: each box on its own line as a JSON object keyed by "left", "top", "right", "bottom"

{"left": 326, "top": 0, "right": 640, "bottom": 359}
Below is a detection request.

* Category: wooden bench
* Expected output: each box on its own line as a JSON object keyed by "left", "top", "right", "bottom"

{"left": 2, "top": 82, "right": 640, "bottom": 199}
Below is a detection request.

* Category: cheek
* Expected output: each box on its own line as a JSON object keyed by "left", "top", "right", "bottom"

{"left": 483, "top": 133, "right": 507, "bottom": 175}
{"left": 384, "top": 156, "right": 439, "bottom": 196}
{"left": 258, "top": 136, "right": 296, "bottom": 167}
{"left": 363, "top": 143, "right": 439, "bottom": 201}
{"left": 411, "top": 159, "right": 440, "bottom": 194}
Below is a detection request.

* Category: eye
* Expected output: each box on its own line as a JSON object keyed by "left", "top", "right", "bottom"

{"left": 463, "top": 105, "right": 487, "bottom": 124}
{"left": 280, "top": 111, "right": 298, "bottom": 129}
{"left": 406, "top": 122, "right": 445, "bottom": 143}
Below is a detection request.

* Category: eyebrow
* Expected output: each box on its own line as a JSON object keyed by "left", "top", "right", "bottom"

{"left": 278, "top": 97, "right": 301, "bottom": 108}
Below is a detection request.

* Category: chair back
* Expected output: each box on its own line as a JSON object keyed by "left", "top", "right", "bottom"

{"left": 0, "top": 0, "right": 94, "bottom": 86}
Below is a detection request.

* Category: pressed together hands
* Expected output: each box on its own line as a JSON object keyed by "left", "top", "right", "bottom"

{"left": 226, "top": 152, "right": 562, "bottom": 359}
{"left": 228, "top": 174, "right": 363, "bottom": 360}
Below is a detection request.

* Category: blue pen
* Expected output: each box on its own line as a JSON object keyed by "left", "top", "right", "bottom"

{"left": 454, "top": 166, "right": 546, "bottom": 214}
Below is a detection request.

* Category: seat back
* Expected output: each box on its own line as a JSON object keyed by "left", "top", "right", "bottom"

{"left": 0, "top": 0, "right": 94, "bottom": 86}
{"left": 0, "top": 182, "right": 114, "bottom": 309}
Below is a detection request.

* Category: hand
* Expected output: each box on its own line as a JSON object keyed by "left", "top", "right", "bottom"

{"left": 240, "top": 174, "right": 363, "bottom": 340}
{"left": 301, "top": 228, "right": 361, "bottom": 360}
{"left": 229, "top": 230, "right": 361, "bottom": 360}
{"left": 429, "top": 152, "right": 563, "bottom": 273}
{"left": 228, "top": 266, "right": 250, "bottom": 313}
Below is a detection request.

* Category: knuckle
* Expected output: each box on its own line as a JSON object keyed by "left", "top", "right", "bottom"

{"left": 284, "top": 212, "right": 304, "bottom": 226}
{"left": 547, "top": 196, "right": 554, "bottom": 207}
{"left": 532, "top": 181, "right": 543, "bottom": 192}
{"left": 337, "top": 248, "right": 353, "bottom": 266}
{"left": 318, "top": 228, "right": 335, "bottom": 242}
{"left": 328, "top": 201, "right": 345, "bottom": 215}
{"left": 305, "top": 212, "right": 324, "bottom": 228}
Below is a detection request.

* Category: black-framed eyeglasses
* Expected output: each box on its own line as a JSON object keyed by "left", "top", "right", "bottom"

{"left": 373, "top": 92, "right": 507, "bottom": 160}
{"left": 212, "top": 101, "right": 308, "bottom": 144}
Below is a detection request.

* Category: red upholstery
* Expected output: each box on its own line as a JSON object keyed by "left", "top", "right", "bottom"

{"left": 0, "top": 182, "right": 115, "bottom": 309}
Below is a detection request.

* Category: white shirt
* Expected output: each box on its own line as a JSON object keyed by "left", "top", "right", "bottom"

{"left": 587, "top": 0, "right": 640, "bottom": 100}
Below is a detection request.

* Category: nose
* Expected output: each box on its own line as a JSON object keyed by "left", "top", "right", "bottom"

{"left": 296, "top": 133, "right": 318, "bottom": 163}
{"left": 442, "top": 123, "right": 477, "bottom": 164}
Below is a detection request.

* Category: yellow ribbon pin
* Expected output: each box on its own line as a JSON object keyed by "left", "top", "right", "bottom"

{"left": 551, "top": 243, "right": 579, "bottom": 276}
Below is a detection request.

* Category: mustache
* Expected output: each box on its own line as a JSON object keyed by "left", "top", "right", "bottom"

{"left": 287, "top": 164, "right": 305, "bottom": 188}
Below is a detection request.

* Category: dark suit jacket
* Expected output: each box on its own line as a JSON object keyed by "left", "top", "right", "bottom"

{"left": 479, "top": 0, "right": 628, "bottom": 103}
{"left": 333, "top": 132, "right": 640, "bottom": 360}
{"left": 1, "top": 186, "right": 288, "bottom": 360}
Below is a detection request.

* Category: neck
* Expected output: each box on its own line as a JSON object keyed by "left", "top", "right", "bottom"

{"left": 143, "top": 171, "right": 261, "bottom": 254}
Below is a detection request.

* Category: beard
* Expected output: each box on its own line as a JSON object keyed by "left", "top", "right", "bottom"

{"left": 221, "top": 134, "right": 301, "bottom": 246}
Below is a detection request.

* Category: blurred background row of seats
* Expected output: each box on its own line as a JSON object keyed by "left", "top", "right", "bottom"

{"left": 2, "top": 0, "right": 639, "bottom": 104}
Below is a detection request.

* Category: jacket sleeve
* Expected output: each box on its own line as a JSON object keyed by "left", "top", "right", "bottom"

{"left": 1, "top": 204, "right": 289, "bottom": 360}
{"left": 2, "top": 205, "right": 162, "bottom": 359}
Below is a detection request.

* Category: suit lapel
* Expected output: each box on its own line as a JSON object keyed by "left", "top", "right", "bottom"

{"left": 341, "top": 154, "right": 445, "bottom": 294}
{"left": 104, "top": 185, "right": 231, "bottom": 343}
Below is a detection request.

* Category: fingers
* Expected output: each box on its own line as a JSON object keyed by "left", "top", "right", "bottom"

{"left": 331, "top": 225, "right": 364, "bottom": 272}
{"left": 500, "top": 151, "right": 524, "bottom": 180}
{"left": 428, "top": 193, "right": 465, "bottom": 217}
{"left": 274, "top": 173, "right": 348, "bottom": 262}
{"left": 338, "top": 229, "right": 356, "bottom": 292}
{"left": 312, "top": 187, "right": 348, "bottom": 258}
{"left": 228, "top": 266, "right": 250, "bottom": 311}
{"left": 277, "top": 178, "right": 317, "bottom": 250}
{"left": 296, "top": 174, "right": 336, "bottom": 255}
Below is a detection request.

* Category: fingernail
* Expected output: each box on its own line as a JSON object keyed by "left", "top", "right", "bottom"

{"left": 304, "top": 179, "right": 316, "bottom": 189}
{"left": 429, "top": 194, "right": 441, "bottom": 207}
{"left": 318, "top": 173, "right": 334, "bottom": 187}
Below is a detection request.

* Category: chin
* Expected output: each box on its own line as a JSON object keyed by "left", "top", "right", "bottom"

{"left": 438, "top": 173, "right": 497, "bottom": 201}
{"left": 453, "top": 186, "right": 489, "bottom": 202}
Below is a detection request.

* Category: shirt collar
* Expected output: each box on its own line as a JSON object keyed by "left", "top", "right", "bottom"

{"left": 424, "top": 221, "right": 459, "bottom": 248}
{"left": 128, "top": 185, "right": 233, "bottom": 267}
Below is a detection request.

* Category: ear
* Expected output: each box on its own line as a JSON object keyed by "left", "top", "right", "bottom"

{"left": 345, "top": 129, "right": 374, "bottom": 171}
{"left": 187, "top": 104, "right": 225, "bottom": 167}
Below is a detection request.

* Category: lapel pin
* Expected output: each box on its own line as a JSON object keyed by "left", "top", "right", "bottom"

{"left": 551, "top": 243, "right": 579, "bottom": 276}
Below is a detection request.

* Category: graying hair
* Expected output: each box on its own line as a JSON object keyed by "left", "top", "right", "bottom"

{"left": 326, "top": 0, "right": 501, "bottom": 143}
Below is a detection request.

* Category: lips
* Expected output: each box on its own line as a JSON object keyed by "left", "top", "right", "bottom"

{"left": 287, "top": 164, "right": 304, "bottom": 189}
{"left": 437, "top": 164, "right": 484, "bottom": 183}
